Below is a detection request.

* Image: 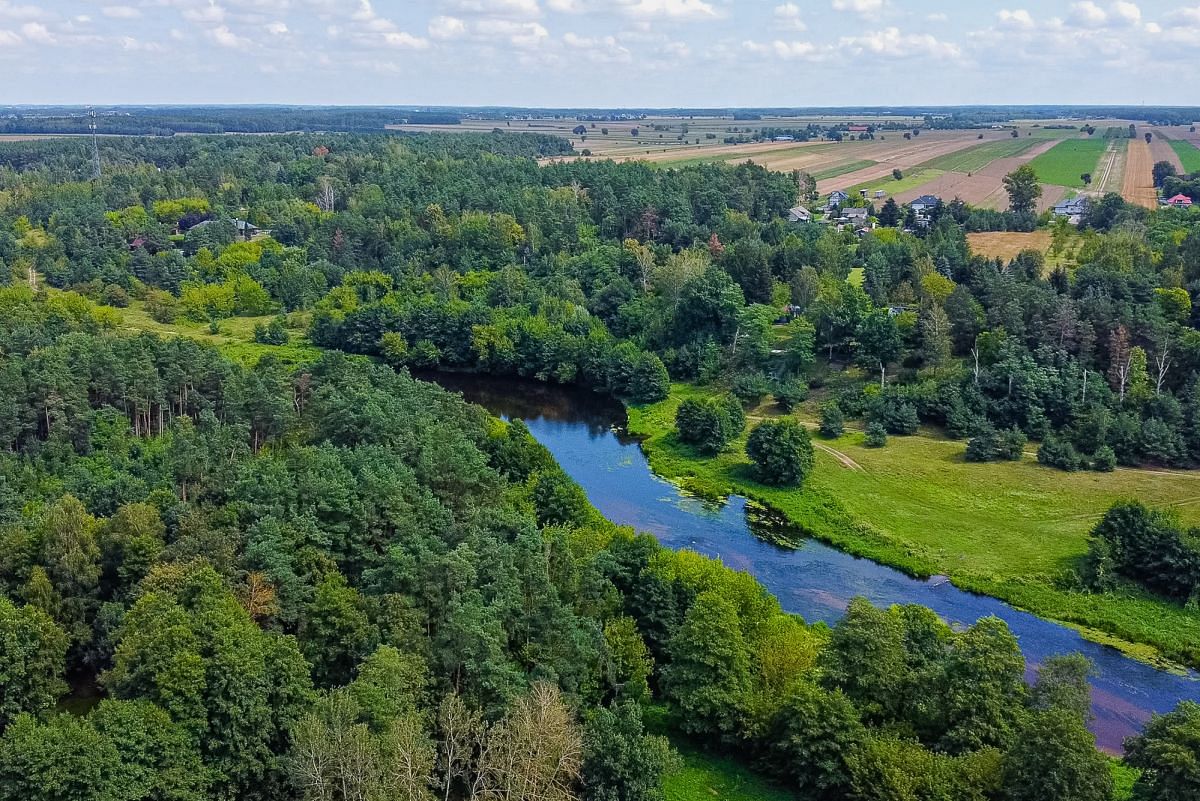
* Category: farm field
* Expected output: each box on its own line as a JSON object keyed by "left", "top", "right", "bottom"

{"left": 846, "top": 167, "right": 943, "bottom": 198}
{"left": 967, "top": 230, "right": 1053, "bottom": 261}
{"left": 1026, "top": 137, "right": 1109, "bottom": 187}
{"left": 1095, "top": 139, "right": 1127, "bottom": 195}
{"left": 1169, "top": 139, "right": 1200, "bottom": 173}
{"left": 1123, "top": 138, "right": 1159, "bottom": 210}
{"left": 920, "top": 136, "right": 1043, "bottom": 173}
{"left": 628, "top": 384, "right": 1200, "bottom": 669}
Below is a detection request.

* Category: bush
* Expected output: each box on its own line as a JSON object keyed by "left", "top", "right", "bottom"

{"left": 746, "top": 420, "right": 815, "bottom": 487}
{"left": 1086, "top": 501, "right": 1200, "bottom": 601}
{"left": 1038, "top": 436, "right": 1081, "bottom": 472}
{"left": 864, "top": 422, "right": 888, "bottom": 448}
{"left": 997, "top": 427, "right": 1027, "bottom": 461}
{"left": 1091, "top": 446, "right": 1116, "bottom": 472}
{"left": 102, "top": 284, "right": 129, "bottom": 308}
{"left": 875, "top": 398, "right": 919, "bottom": 435}
{"left": 774, "top": 378, "right": 809, "bottom": 412}
{"left": 145, "top": 289, "right": 178, "bottom": 324}
{"left": 819, "top": 403, "right": 845, "bottom": 438}
{"left": 628, "top": 353, "right": 669, "bottom": 403}
{"left": 253, "top": 316, "right": 290, "bottom": 346}
{"left": 964, "top": 427, "right": 1000, "bottom": 462}
{"left": 675, "top": 394, "right": 745, "bottom": 455}
{"left": 731, "top": 372, "right": 771, "bottom": 406}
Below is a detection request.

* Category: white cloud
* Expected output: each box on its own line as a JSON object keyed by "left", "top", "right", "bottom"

{"left": 839, "top": 27, "right": 961, "bottom": 60}
{"left": 265, "top": 21, "right": 288, "bottom": 34}
{"left": 1169, "top": 6, "right": 1200, "bottom": 25}
{"left": 183, "top": 3, "right": 226, "bottom": 24}
{"left": 429, "top": 15, "right": 468, "bottom": 39}
{"left": 1110, "top": 1, "right": 1141, "bottom": 26}
{"left": 997, "top": 9, "right": 1034, "bottom": 30}
{"left": 0, "top": 28, "right": 19, "bottom": 45}
{"left": 209, "top": 24, "right": 250, "bottom": 48}
{"left": 19, "top": 20, "right": 53, "bottom": 43}
{"left": 1068, "top": 1, "right": 1107, "bottom": 28}
{"left": 102, "top": 6, "right": 141, "bottom": 19}
{"left": 620, "top": 0, "right": 717, "bottom": 20}
{"left": 443, "top": 0, "right": 542, "bottom": 18}
{"left": 831, "top": 0, "right": 883, "bottom": 14}
{"left": 773, "top": 3, "right": 806, "bottom": 31}
{"left": 743, "top": 38, "right": 824, "bottom": 61}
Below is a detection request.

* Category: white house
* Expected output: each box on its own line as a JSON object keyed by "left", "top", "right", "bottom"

{"left": 787, "top": 206, "right": 812, "bottom": 223}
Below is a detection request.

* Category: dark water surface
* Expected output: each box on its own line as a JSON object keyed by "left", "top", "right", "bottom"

{"left": 429, "top": 373, "right": 1200, "bottom": 753}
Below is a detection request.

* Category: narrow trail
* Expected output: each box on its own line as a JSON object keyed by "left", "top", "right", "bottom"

{"left": 814, "top": 442, "right": 866, "bottom": 472}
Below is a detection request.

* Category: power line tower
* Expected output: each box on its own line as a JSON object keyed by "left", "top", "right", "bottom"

{"left": 88, "top": 107, "right": 101, "bottom": 181}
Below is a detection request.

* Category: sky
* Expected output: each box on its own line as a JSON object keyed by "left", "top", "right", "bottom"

{"left": 2, "top": 0, "right": 1199, "bottom": 107}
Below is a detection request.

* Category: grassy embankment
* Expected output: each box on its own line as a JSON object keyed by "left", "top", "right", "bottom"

{"left": 1026, "top": 138, "right": 1110, "bottom": 188}
{"left": 627, "top": 383, "right": 1200, "bottom": 671}
{"left": 117, "top": 300, "right": 319, "bottom": 366}
{"left": 1169, "top": 139, "right": 1200, "bottom": 174}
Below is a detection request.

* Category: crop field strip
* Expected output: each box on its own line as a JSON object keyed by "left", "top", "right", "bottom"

{"left": 1169, "top": 139, "right": 1200, "bottom": 173}
{"left": 1095, "top": 138, "right": 1128, "bottom": 195}
{"left": 1123, "top": 137, "right": 1159, "bottom": 210}
{"left": 1025, "top": 137, "right": 1110, "bottom": 188}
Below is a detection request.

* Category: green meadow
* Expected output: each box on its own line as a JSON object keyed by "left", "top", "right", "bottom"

{"left": 1026, "top": 138, "right": 1109, "bottom": 187}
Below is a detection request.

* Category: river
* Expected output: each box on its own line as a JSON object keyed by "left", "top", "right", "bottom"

{"left": 428, "top": 373, "right": 1200, "bottom": 753}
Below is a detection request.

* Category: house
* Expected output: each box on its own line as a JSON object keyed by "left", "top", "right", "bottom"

{"left": 848, "top": 125, "right": 869, "bottom": 133}
{"left": 787, "top": 206, "right": 812, "bottom": 223}
{"left": 773, "top": 135, "right": 795, "bottom": 142}
{"left": 910, "top": 195, "right": 941, "bottom": 215}
{"left": 828, "top": 190, "right": 850, "bottom": 207}
{"left": 1052, "top": 196, "right": 1090, "bottom": 224}
{"left": 1166, "top": 194, "right": 1194, "bottom": 208}
{"left": 837, "top": 206, "right": 873, "bottom": 231}
{"left": 190, "top": 218, "right": 267, "bottom": 242}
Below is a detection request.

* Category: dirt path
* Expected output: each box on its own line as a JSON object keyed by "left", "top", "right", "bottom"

{"left": 1122, "top": 137, "right": 1159, "bottom": 209}
{"left": 1149, "top": 130, "right": 1185, "bottom": 172}
{"left": 814, "top": 442, "right": 865, "bottom": 472}
{"left": 1095, "top": 139, "right": 1126, "bottom": 194}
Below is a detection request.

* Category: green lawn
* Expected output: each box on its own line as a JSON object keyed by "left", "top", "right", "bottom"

{"left": 1026, "top": 138, "right": 1109, "bottom": 187}
{"left": 847, "top": 168, "right": 944, "bottom": 197}
{"left": 118, "top": 301, "right": 319, "bottom": 366}
{"left": 1169, "top": 139, "right": 1200, "bottom": 174}
{"left": 627, "top": 384, "right": 1200, "bottom": 670}
{"left": 920, "top": 137, "right": 1042, "bottom": 173}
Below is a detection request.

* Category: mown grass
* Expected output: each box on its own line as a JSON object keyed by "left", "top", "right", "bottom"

{"left": 920, "top": 137, "right": 1042, "bottom": 173}
{"left": 627, "top": 384, "right": 1200, "bottom": 670}
{"left": 1169, "top": 139, "right": 1200, "bottom": 174}
{"left": 118, "top": 301, "right": 319, "bottom": 366}
{"left": 1026, "top": 138, "right": 1109, "bottom": 187}
{"left": 846, "top": 168, "right": 944, "bottom": 197}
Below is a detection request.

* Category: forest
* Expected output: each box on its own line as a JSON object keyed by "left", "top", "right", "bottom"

{"left": 0, "top": 128, "right": 1199, "bottom": 800}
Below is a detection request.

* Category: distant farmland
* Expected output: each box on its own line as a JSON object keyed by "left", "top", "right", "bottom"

{"left": 920, "top": 137, "right": 1043, "bottom": 173}
{"left": 1170, "top": 139, "right": 1200, "bottom": 173}
{"left": 1026, "top": 138, "right": 1109, "bottom": 187}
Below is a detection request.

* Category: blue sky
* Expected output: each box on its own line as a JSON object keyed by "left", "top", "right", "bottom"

{"left": 2, "top": 0, "right": 1198, "bottom": 106}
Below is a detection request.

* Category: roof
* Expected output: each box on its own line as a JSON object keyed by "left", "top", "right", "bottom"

{"left": 787, "top": 206, "right": 811, "bottom": 220}
{"left": 1168, "top": 194, "right": 1194, "bottom": 205}
{"left": 912, "top": 195, "right": 941, "bottom": 206}
{"left": 841, "top": 207, "right": 870, "bottom": 219}
{"left": 848, "top": 125, "right": 869, "bottom": 132}
{"left": 1053, "top": 197, "right": 1090, "bottom": 213}
{"left": 829, "top": 190, "right": 850, "bottom": 199}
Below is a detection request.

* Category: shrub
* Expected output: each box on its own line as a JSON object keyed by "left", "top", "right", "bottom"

{"left": 774, "top": 378, "right": 809, "bottom": 412}
{"left": 964, "top": 427, "right": 1000, "bottom": 462}
{"left": 253, "top": 316, "right": 290, "bottom": 346}
{"left": 820, "top": 403, "right": 845, "bottom": 438}
{"left": 675, "top": 394, "right": 745, "bottom": 455}
{"left": 746, "top": 420, "right": 815, "bottom": 487}
{"left": 864, "top": 422, "right": 888, "bottom": 448}
{"left": 732, "top": 372, "right": 771, "bottom": 406}
{"left": 876, "top": 398, "right": 919, "bottom": 435}
{"left": 1091, "top": 446, "right": 1117, "bottom": 472}
{"left": 144, "top": 289, "right": 178, "bottom": 324}
{"left": 997, "top": 427, "right": 1027, "bottom": 461}
{"left": 102, "top": 284, "right": 130, "bottom": 308}
{"left": 1038, "top": 436, "right": 1081, "bottom": 472}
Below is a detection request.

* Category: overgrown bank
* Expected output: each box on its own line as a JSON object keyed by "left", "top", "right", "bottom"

{"left": 627, "top": 384, "right": 1200, "bottom": 672}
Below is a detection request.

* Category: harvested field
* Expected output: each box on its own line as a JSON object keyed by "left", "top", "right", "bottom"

{"left": 1150, "top": 131, "right": 1185, "bottom": 172}
{"left": 1123, "top": 138, "right": 1159, "bottom": 210}
{"left": 967, "top": 231, "right": 1053, "bottom": 261}
{"left": 855, "top": 138, "right": 1063, "bottom": 210}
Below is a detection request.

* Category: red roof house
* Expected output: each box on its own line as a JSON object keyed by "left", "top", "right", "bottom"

{"left": 1167, "top": 194, "right": 1194, "bottom": 208}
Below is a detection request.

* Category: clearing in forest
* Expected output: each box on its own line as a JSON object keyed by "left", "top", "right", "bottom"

{"left": 966, "top": 231, "right": 1053, "bottom": 262}
{"left": 1123, "top": 137, "right": 1159, "bottom": 210}
{"left": 1026, "top": 138, "right": 1109, "bottom": 187}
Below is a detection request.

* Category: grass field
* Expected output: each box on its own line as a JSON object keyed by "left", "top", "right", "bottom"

{"left": 966, "top": 231, "right": 1054, "bottom": 261}
{"left": 1026, "top": 138, "right": 1110, "bottom": 187}
{"left": 847, "top": 167, "right": 944, "bottom": 197}
{"left": 920, "top": 137, "right": 1041, "bottom": 173}
{"left": 628, "top": 384, "right": 1200, "bottom": 670}
{"left": 118, "top": 301, "right": 319, "bottom": 366}
{"left": 1170, "top": 139, "right": 1200, "bottom": 173}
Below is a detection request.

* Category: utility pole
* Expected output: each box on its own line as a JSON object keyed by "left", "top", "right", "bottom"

{"left": 89, "top": 107, "right": 102, "bottom": 182}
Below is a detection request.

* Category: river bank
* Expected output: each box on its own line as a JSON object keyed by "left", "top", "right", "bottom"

{"left": 626, "top": 383, "right": 1200, "bottom": 674}
{"left": 427, "top": 371, "right": 1200, "bottom": 754}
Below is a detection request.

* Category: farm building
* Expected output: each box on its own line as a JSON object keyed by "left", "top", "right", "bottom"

{"left": 773, "top": 135, "right": 795, "bottom": 142}
{"left": 1166, "top": 194, "right": 1194, "bottom": 208}
{"left": 1052, "top": 197, "right": 1090, "bottom": 224}
{"left": 848, "top": 125, "right": 869, "bottom": 133}
{"left": 787, "top": 206, "right": 812, "bottom": 223}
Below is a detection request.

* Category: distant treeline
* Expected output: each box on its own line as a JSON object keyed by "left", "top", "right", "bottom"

{"left": 0, "top": 107, "right": 461, "bottom": 136}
